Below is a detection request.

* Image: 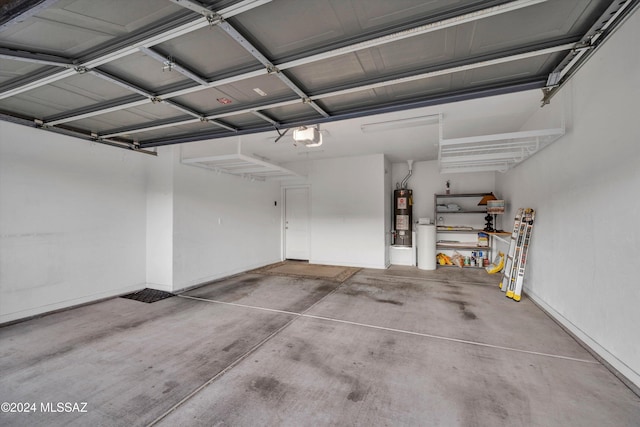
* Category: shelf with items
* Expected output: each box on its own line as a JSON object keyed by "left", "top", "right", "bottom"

{"left": 437, "top": 243, "right": 490, "bottom": 250}
{"left": 437, "top": 227, "right": 482, "bottom": 232}
{"left": 437, "top": 264, "right": 486, "bottom": 269}
{"left": 433, "top": 192, "right": 500, "bottom": 269}
{"left": 433, "top": 193, "right": 498, "bottom": 229}
{"left": 436, "top": 248, "right": 490, "bottom": 269}
{"left": 435, "top": 210, "right": 487, "bottom": 214}
{"left": 434, "top": 194, "right": 492, "bottom": 223}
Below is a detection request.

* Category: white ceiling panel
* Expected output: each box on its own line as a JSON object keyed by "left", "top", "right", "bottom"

{"left": 460, "top": 55, "right": 560, "bottom": 87}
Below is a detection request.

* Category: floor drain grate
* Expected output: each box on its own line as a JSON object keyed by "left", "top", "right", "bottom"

{"left": 121, "top": 288, "right": 175, "bottom": 303}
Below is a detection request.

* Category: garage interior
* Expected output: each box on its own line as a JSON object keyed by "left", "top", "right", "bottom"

{"left": 1, "top": 0, "right": 639, "bottom": 425}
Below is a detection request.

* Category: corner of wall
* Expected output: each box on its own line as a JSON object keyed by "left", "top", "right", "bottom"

{"left": 145, "top": 146, "right": 175, "bottom": 291}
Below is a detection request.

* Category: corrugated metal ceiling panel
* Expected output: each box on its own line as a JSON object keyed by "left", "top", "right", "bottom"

{"left": 0, "top": 0, "right": 632, "bottom": 150}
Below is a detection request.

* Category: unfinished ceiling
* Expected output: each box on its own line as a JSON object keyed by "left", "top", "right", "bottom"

{"left": 0, "top": 0, "right": 636, "bottom": 153}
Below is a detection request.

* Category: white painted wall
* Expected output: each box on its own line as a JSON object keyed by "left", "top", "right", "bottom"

{"left": 497, "top": 9, "right": 640, "bottom": 388}
{"left": 0, "top": 127, "right": 284, "bottom": 321}
{"left": 171, "top": 149, "right": 282, "bottom": 290}
{"left": 0, "top": 122, "right": 149, "bottom": 323}
{"left": 285, "top": 154, "right": 387, "bottom": 269}
{"left": 145, "top": 146, "right": 174, "bottom": 292}
{"left": 287, "top": 157, "right": 496, "bottom": 269}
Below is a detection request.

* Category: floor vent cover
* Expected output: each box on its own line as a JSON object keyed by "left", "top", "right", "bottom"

{"left": 121, "top": 288, "right": 174, "bottom": 303}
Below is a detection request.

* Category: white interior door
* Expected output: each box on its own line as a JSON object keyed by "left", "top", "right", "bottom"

{"left": 284, "top": 187, "right": 310, "bottom": 260}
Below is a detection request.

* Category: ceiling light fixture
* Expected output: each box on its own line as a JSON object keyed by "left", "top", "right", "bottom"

{"left": 292, "top": 125, "right": 322, "bottom": 147}
{"left": 360, "top": 114, "right": 440, "bottom": 133}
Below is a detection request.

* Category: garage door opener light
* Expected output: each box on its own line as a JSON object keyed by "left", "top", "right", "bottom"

{"left": 292, "top": 125, "right": 323, "bottom": 147}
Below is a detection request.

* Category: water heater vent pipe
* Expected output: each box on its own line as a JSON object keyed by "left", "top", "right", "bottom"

{"left": 401, "top": 160, "right": 414, "bottom": 189}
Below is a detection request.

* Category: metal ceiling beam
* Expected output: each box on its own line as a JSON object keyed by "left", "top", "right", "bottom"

{"left": 46, "top": 67, "right": 240, "bottom": 132}
{"left": 138, "top": 47, "right": 209, "bottom": 86}
{"left": 161, "top": 69, "right": 265, "bottom": 98}
{"left": 98, "top": 97, "right": 301, "bottom": 138}
{"left": 161, "top": 99, "right": 203, "bottom": 119}
{"left": 169, "top": 102, "right": 239, "bottom": 132}
{"left": 0, "top": 20, "right": 204, "bottom": 100}
{"left": 0, "top": 0, "right": 270, "bottom": 100}
{"left": 88, "top": 69, "right": 154, "bottom": 98}
{"left": 100, "top": 116, "right": 236, "bottom": 138}
{"left": 97, "top": 39, "right": 572, "bottom": 140}
{"left": 170, "top": 0, "right": 272, "bottom": 18}
{"left": 38, "top": 70, "right": 262, "bottom": 126}
{"left": 99, "top": 102, "right": 237, "bottom": 138}
{"left": 6, "top": 77, "right": 543, "bottom": 151}
{"left": 81, "top": 69, "right": 217, "bottom": 126}
{"left": 163, "top": 99, "right": 239, "bottom": 133}
{"left": 45, "top": 98, "right": 149, "bottom": 126}
{"left": 100, "top": 118, "right": 202, "bottom": 139}
{"left": 214, "top": 19, "right": 330, "bottom": 118}
{"left": 541, "top": 0, "right": 639, "bottom": 104}
{"left": 18, "top": 0, "right": 547, "bottom": 129}
{"left": 138, "top": 79, "right": 546, "bottom": 148}
{"left": 205, "top": 119, "right": 238, "bottom": 132}
{"left": 251, "top": 111, "right": 279, "bottom": 126}
{"left": 277, "top": 0, "right": 549, "bottom": 70}
{"left": 0, "top": 112, "right": 157, "bottom": 155}
{"left": 0, "top": 68, "right": 77, "bottom": 99}
{"left": 204, "top": 98, "right": 300, "bottom": 120}
{"left": 172, "top": 0, "right": 362, "bottom": 119}
{"left": 0, "top": 47, "right": 73, "bottom": 67}
{"left": 41, "top": 68, "right": 267, "bottom": 125}
{"left": 309, "top": 42, "right": 575, "bottom": 101}
{"left": 0, "top": 0, "right": 589, "bottom": 152}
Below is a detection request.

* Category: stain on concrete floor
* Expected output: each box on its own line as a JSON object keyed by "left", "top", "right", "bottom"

{"left": 1, "top": 266, "right": 639, "bottom": 427}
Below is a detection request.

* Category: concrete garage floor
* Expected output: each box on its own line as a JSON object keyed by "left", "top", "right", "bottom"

{"left": 1, "top": 266, "right": 639, "bottom": 426}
